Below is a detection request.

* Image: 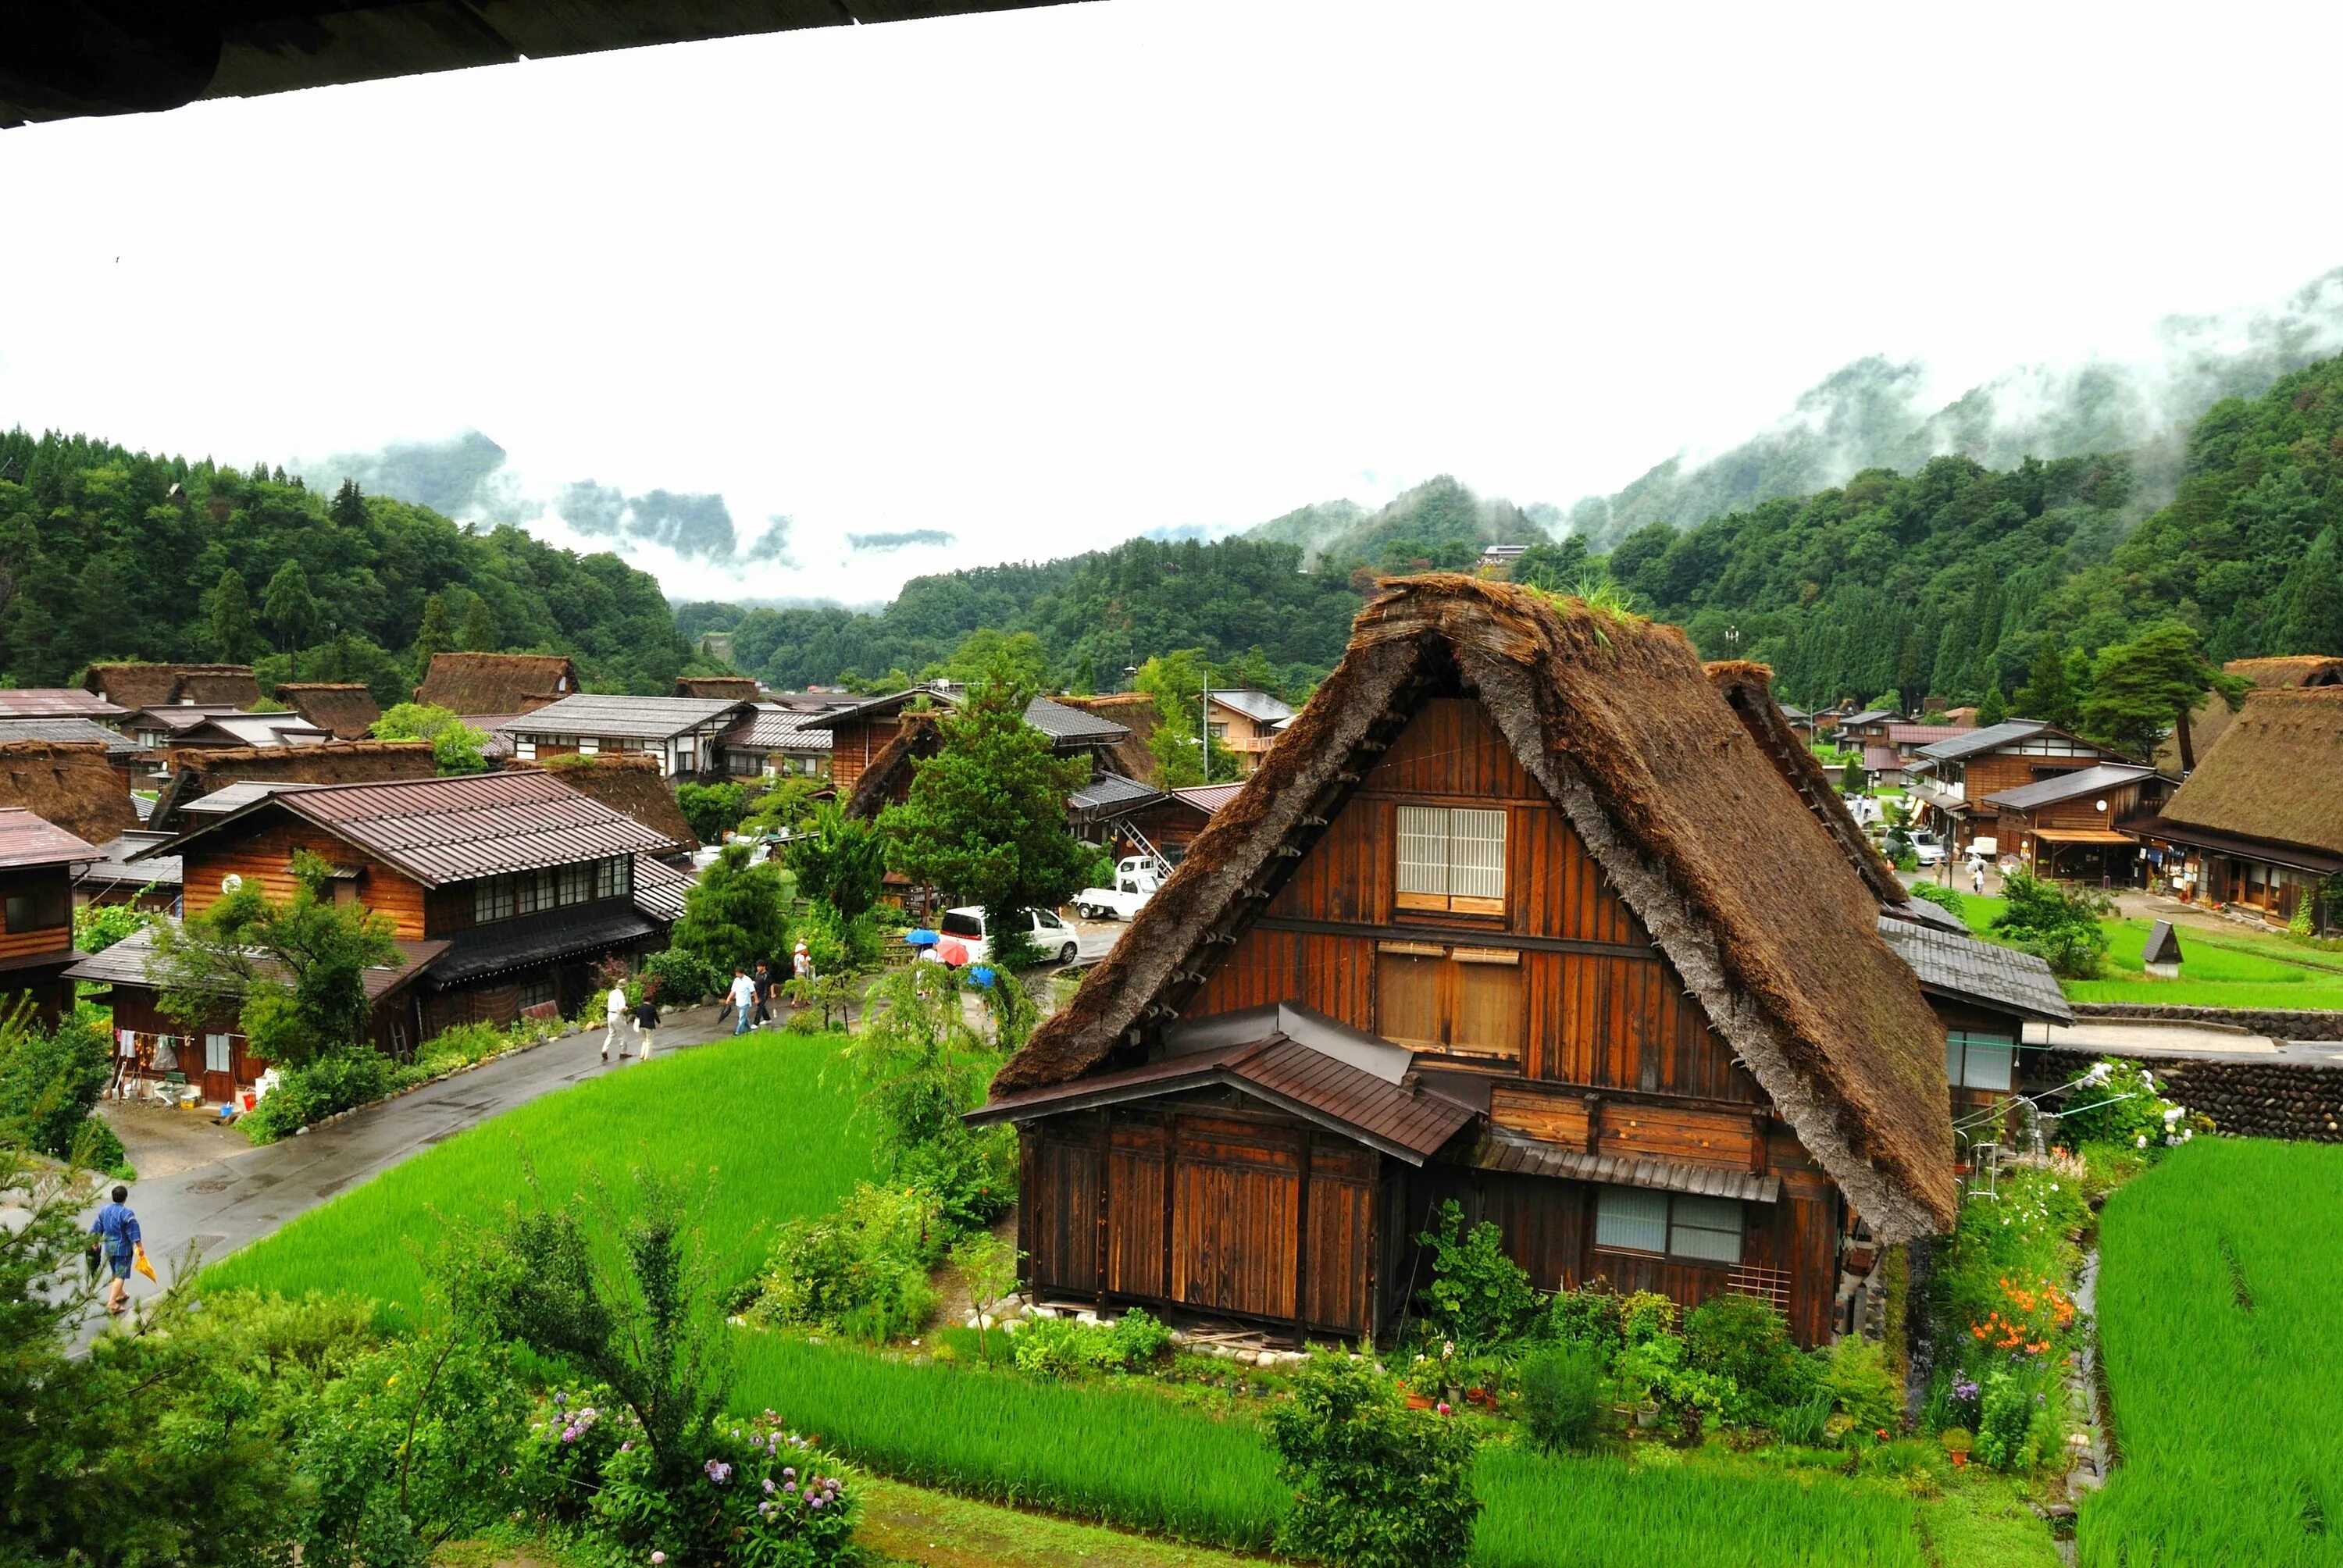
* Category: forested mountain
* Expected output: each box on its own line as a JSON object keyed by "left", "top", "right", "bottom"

{"left": 0, "top": 429, "right": 696, "bottom": 700}
{"left": 1613, "top": 351, "right": 2343, "bottom": 706}
{"left": 1244, "top": 476, "right": 1555, "bottom": 576}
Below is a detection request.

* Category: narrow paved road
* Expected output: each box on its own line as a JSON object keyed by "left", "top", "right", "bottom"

{"left": 81, "top": 1003, "right": 740, "bottom": 1331}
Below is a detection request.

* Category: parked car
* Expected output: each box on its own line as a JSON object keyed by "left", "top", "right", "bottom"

{"left": 1072, "top": 855, "right": 1168, "bottom": 921}
{"left": 1907, "top": 829, "right": 1946, "bottom": 867}
{"left": 937, "top": 905, "right": 1082, "bottom": 965}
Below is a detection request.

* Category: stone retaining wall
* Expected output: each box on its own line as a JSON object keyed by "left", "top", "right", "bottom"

{"left": 2070, "top": 1001, "right": 2343, "bottom": 1041}
{"left": 2029, "top": 1046, "right": 2343, "bottom": 1142}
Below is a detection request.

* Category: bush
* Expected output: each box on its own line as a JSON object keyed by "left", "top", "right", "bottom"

{"left": 641, "top": 945, "right": 725, "bottom": 1007}
{"left": 676, "top": 780, "right": 752, "bottom": 844}
{"left": 751, "top": 1181, "right": 943, "bottom": 1342}
{"left": 1772, "top": 1390, "right": 1836, "bottom": 1446}
{"left": 241, "top": 1049, "right": 397, "bottom": 1144}
{"left": 1971, "top": 1367, "right": 2059, "bottom": 1473}
{"left": 1011, "top": 1309, "right": 1175, "bottom": 1379}
{"left": 1685, "top": 1292, "right": 1816, "bottom": 1413}
{"left": 1991, "top": 868, "right": 2113, "bottom": 978}
{"left": 1414, "top": 1199, "right": 1538, "bottom": 1349}
{"left": 2058, "top": 1057, "right": 2205, "bottom": 1153}
{"left": 1820, "top": 1338, "right": 1903, "bottom": 1438}
{"left": 1539, "top": 1283, "right": 1626, "bottom": 1360}
{"left": 897, "top": 1122, "right": 1017, "bottom": 1234}
{"left": 1265, "top": 1356, "right": 1480, "bottom": 1568}
{"left": 1909, "top": 882, "right": 1963, "bottom": 916}
{"left": 0, "top": 1009, "right": 113, "bottom": 1162}
{"left": 1518, "top": 1342, "right": 1606, "bottom": 1454}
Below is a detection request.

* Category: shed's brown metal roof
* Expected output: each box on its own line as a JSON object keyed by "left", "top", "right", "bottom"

{"left": 0, "top": 807, "right": 98, "bottom": 868}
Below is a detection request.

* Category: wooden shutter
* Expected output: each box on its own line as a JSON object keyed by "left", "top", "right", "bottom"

{"left": 1450, "top": 949, "right": 1524, "bottom": 1060}
{"left": 1376, "top": 950, "right": 1444, "bottom": 1047}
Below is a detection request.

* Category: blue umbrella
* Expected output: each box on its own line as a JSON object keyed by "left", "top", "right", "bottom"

{"left": 967, "top": 965, "right": 997, "bottom": 989}
{"left": 904, "top": 928, "right": 941, "bottom": 946}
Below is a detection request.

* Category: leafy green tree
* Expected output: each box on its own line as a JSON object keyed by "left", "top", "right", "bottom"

{"left": 152, "top": 851, "right": 401, "bottom": 1069}
{"left": 1975, "top": 682, "right": 2007, "bottom": 725}
{"left": 263, "top": 558, "right": 322, "bottom": 670}
{"left": 2081, "top": 621, "right": 2250, "bottom": 768}
{"left": 206, "top": 566, "right": 256, "bottom": 662}
{"left": 458, "top": 596, "right": 499, "bottom": 652}
{"left": 673, "top": 780, "right": 750, "bottom": 844}
{"left": 2012, "top": 633, "right": 2078, "bottom": 729}
{"left": 946, "top": 628, "right": 1050, "bottom": 690}
{"left": 1266, "top": 1357, "right": 1482, "bottom": 1568}
{"left": 1990, "top": 868, "right": 2113, "bottom": 978}
{"left": 1134, "top": 649, "right": 1238, "bottom": 787}
{"left": 0, "top": 1007, "right": 114, "bottom": 1164}
{"left": 671, "top": 843, "right": 790, "bottom": 978}
{"left": 880, "top": 680, "right": 1089, "bottom": 960}
{"left": 2276, "top": 526, "right": 2343, "bottom": 657}
{"left": 1510, "top": 536, "right": 1592, "bottom": 592}
{"left": 411, "top": 593, "right": 455, "bottom": 677}
{"left": 789, "top": 804, "right": 887, "bottom": 921}
{"left": 370, "top": 701, "right": 489, "bottom": 774}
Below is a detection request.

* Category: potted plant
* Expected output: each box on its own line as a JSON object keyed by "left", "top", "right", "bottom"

{"left": 1940, "top": 1427, "right": 1974, "bottom": 1467}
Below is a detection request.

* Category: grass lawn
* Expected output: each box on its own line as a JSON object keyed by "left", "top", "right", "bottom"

{"left": 206, "top": 1033, "right": 876, "bottom": 1313}
{"left": 1931, "top": 893, "right": 2343, "bottom": 1010}
{"left": 2084, "top": 1139, "right": 2343, "bottom": 1566}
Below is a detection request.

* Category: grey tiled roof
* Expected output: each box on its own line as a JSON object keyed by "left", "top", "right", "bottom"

{"left": 1022, "top": 696, "right": 1128, "bottom": 743}
{"left": 1981, "top": 763, "right": 2156, "bottom": 812}
{"left": 498, "top": 694, "right": 751, "bottom": 741}
{"left": 1067, "top": 770, "right": 1160, "bottom": 813}
{"left": 1875, "top": 914, "right": 2073, "bottom": 1023}
{"left": 0, "top": 717, "right": 138, "bottom": 756}
{"left": 1917, "top": 721, "right": 2051, "bottom": 761}
{"left": 725, "top": 704, "right": 834, "bottom": 751}
{"left": 1207, "top": 689, "right": 1296, "bottom": 725}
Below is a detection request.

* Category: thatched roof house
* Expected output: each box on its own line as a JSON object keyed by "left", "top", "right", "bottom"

{"left": 2136, "top": 690, "right": 2343, "bottom": 913}
{"left": 1057, "top": 692, "right": 1162, "bottom": 784}
{"left": 148, "top": 740, "right": 439, "bottom": 833}
{"left": 673, "top": 675, "right": 761, "bottom": 701}
{"left": 989, "top": 572, "right": 1959, "bottom": 1246}
{"left": 2159, "top": 654, "right": 2343, "bottom": 772}
{"left": 533, "top": 754, "right": 698, "bottom": 853}
{"left": 275, "top": 682, "right": 383, "bottom": 739}
{"left": 83, "top": 663, "right": 259, "bottom": 710}
{"left": 415, "top": 652, "right": 579, "bottom": 716}
{"left": 0, "top": 740, "right": 140, "bottom": 846}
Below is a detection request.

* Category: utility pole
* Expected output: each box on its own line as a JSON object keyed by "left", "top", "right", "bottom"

{"left": 1200, "top": 675, "right": 1211, "bottom": 782}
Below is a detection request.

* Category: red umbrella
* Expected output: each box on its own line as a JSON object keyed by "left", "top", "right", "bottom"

{"left": 936, "top": 939, "right": 971, "bottom": 966}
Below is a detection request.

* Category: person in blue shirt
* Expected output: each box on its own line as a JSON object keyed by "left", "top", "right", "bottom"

{"left": 88, "top": 1184, "right": 141, "bottom": 1317}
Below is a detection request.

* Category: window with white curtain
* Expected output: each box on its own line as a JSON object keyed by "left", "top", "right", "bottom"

{"left": 1593, "top": 1186, "right": 1670, "bottom": 1253}
{"left": 1394, "top": 805, "right": 1507, "bottom": 914}
{"left": 205, "top": 1034, "right": 234, "bottom": 1074}
{"left": 1945, "top": 1032, "right": 2017, "bottom": 1091}
{"left": 1595, "top": 1186, "right": 1746, "bottom": 1264}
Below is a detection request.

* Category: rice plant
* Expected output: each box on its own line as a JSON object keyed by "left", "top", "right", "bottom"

{"left": 207, "top": 1035, "right": 877, "bottom": 1313}
{"left": 2083, "top": 1139, "right": 2343, "bottom": 1567}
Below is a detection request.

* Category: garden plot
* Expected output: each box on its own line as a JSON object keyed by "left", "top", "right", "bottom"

{"left": 206, "top": 1033, "right": 876, "bottom": 1312}
{"left": 2084, "top": 1138, "right": 2343, "bottom": 1567}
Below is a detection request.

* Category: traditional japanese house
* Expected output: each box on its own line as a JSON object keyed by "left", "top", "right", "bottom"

{"left": 673, "top": 675, "right": 763, "bottom": 701}
{"left": 530, "top": 754, "right": 700, "bottom": 854}
{"left": 0, "top": 808, "right": 98, "bottom": 1026}
{"left": 810, "top": 686, "right": 1131, "bottom": 798}
{"left": 1057, "top": 693, "right": 1163, "bottom": 786}
{"left": 0, "top": 690, "right": 130, "bottom": 724}
{"left": 1904, "top": 721, "right": 2128, "bottom": 857}
{"left": 273, "top": 682, "right": 383, "bottom": 739}
{"left": 413, "top": 652, "right": 579, "bottom": 718}
{"left": 0, "top": 740, "right": 140, "bottom": 848}
{"left": 496, "top": 694, "right": 756, "bottom": 779}
{"left": 2125, "top": 687, "right": 2343, "bottom": 927}
{"left": 128, "top": 707, "right": 333, "bottom": 752}
{"left": 1114, "top": 783, "right": 1246, "bottom": 866}
{"left": 0, "top": 717, "right": 144, "bottom": 786}
{"left": 146, "top": 740, "right": 439, "bottom": 834}
{"left": 2158, "top": 655, "right": 2342, "bottom": 773}
{"left": 716, "top": 704, "right": 836, "bottom": 782}
{"left": 1978, "top": 764, "right": 2166, "bottom": 883}
{"left": 133, "top": 771, "right": 686, "bottom": 1032}
{"left": 1834, "top": 708, "right": 1898, "bottom": 744}
{"left": 972, "top": 578, "right": 1956, "bottom": 1349}
{"left": 84, "top": 663, "right": 260, "bottom": 711}
{"left": 72, "top": 830, "right": 183, "bottom": 914}
{"left": 1204, "top": 689, "right": 1297, "bottom": 776}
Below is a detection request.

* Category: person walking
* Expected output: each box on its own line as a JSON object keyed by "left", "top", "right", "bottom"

{"left": 87, "top": 1184, "right": 143, "bottom": 1318}
{"left": 1971, "top": 859, "right": 1988, "bottom": 896}
{"left": 751, "top": 960, "right": 774, "bottom": 1027}
{"left": 603, "top": 981, "right": 629, "bottom": 1064}
{"left": 632, "top": 992, "right": 662, "bottom": 1058}
{"left": 729, "top": 967, "right": 758, "bottom": 1035}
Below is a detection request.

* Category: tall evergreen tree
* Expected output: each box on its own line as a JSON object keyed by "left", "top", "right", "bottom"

{"left": 206, "top": 567, "right": 255, "bottom": 662}
{"left": 2277, "top": 526, "right": 2343, "bottom": 657}
{"left": 2081, "top": 622, "right": 2250, "bottom": 768}
{"left": 2013, "top": 633, "right": 2077, "bottom": 729}
{"left": 458, "top": 597, "right": 499, "bottom": 653}
{"left": 329, "top": 477, "right": 367, "bottom": 532}
{"left": 412, "top": 593, "right": 455, "bottom": 676}
{"left": 1975, "top": 682, "right": 2008, "bottom": 725}
{"left": 262, "top": 559, "right": 321, "bottom": 675}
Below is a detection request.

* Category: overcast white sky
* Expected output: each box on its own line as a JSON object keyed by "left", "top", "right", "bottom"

{"left": 5, "top": 0, "right": 2342, "bottom": 604}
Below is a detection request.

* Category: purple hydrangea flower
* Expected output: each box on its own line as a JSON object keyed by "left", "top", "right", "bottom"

{"left": 704, "top": 1459, "right": 734, "bottom": 1485}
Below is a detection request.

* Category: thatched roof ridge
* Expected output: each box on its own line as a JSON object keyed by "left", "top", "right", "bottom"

{"left": 1706, "top": 660, "right": 1909, "bottom": 909}
{"left": 2161, "top": 655, "right": 2343, "bottom": 771}
{"left": 0, "top": 739, "right": 139, "bottom": 846}
{"left": 2159, "top": 687, "right": 2343, "bottom": 857}
{"left": 84, "top": 662, "right": 258, "bottom": 709}
{"left": 1057, "top": 693, "right": 1162, "bottom": 784}
{"left": 997, "top": 576, "right": 1956, "bottom": 1237}
{"left": 674, "top": 675, "right": 761, "bottom": 700}
{"left": 274, "top": 682, "right": 382, "bottom": 739}
{"left": 533, "top": 754, "right": 698, "bottom": 850}
{"left": 415, "top": 652, "right": 579, "bottom": 716}
{"left": 173, "top": 739, "right": 437, "bottom": 784}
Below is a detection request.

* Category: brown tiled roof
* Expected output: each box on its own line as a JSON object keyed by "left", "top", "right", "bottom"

{"left": 414, "top": 653, "right": 579, "bottom": 716}
{"left": 2158, "top": 688, "right": 2343, "bottom": 859}
{"left": 0, "top": 807, "right": 98, "bottom": 868}
{"left": 66, "top": 924, "right": 446, "bottom": 1000}
{"left": 167, "top": 769, "right": 684, "bottom": 886}
{"left": 1468, "top": 1129, "right": 1783, "bottom": 1203}
{"left": 532, "top": 754, "right": 698, "bottom": 849}
{"left": 275, "top": 682, "right": 382, "bottom": 739}
{"left": 0, "top": 690, "right": 128, "bottom": 720}
{"left": 0, "top": 741, "right": 139, "bottom": 846}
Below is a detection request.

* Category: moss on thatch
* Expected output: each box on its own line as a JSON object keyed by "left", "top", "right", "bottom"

{"left": 995, "top": 575, "right": 1957, "bottom": 1238}
{"left": 173, "top": 740, "right": 437, "bottom": 786}
{"left": 414, "top": 653, "right": 579, "bottom": 716}
{"left": 673, "top": 676, "right": 761, "bottom": 700}
{"left": 2159, "top": 687, "right": 2343, "bottom": 857}
{"left": 0, "top": 740, "right": 139, "bottom": 846}
{"left": 274, "top": 682, "right": 382, "bottom": 740}
{"left": 533, "top": 753, "right": 698, "bottom": 850}
{"left": 83, "top": 662, "right": 258, "bottom": 709}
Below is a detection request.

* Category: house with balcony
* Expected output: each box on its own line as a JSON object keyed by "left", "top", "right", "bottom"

{"left": 1903, "top": 720, "right": 2131, "bottom": 859}
{"left": 495, "top": 693, "right": 758, "bottom": 779}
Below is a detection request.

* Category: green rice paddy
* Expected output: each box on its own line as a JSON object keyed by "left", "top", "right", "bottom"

{"left": 1941, "top": 893, "right": 2343, "bottom": 1010}
{"left": 2084, "top": 1139, "right": 2343, "bottom": 1567}
{"left": 205, "top": 1033, "right": 877, "bottom": 1312}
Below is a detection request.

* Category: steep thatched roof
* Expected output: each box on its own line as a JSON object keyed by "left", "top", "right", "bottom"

{"left": 1057, "top": 693, "right": 1161, "bottom": 784}
{"left": 0, "top": 740, "right": 139, "bottom": 846}
{"left": 2158, "top": 688, "right": 2343, "bottom": 858}
{"left": 841, "top": 717, "right": 942, "bottom": 820}
{"left": 2161, "top": 655, "right": 2343, "bottom": 771}
{"left": 532, "top": 754, "right": 698, "bottom": 850}
{"left": 84, "top": 663, "right": 259, "bottom": 709}
{"left": 274, "top": 682, "right": 382, "bottom": 739}
{"left": 414, "top": 653, "right": 579, "bottom": 716}
{"left": 174, "top": 740, "right": 437, "bottom": 786}
{"left": 996, "top": 576, "right": 1956, "bottom": 1237}
{"left": 673, "top": 676, "right": 761, "bottom": 700}
{"left": 1706, "top": 660, "right": 1908, "bottom": 908}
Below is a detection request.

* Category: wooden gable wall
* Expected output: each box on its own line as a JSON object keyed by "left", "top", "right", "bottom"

{"left": 180, "top": 814, "right": 430, "bottom": 939}
{"left": 1185, "top": 697, "right": 1760, "bottom": 1105}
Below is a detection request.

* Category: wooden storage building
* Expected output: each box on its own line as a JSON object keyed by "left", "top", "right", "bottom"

{"left": 0, "top": 739, "right": 140, "bottom": 848}
{"left": 973, "top": 578, "right": 1957, "bottom": 1349}
{"left": 0, "top": 808, "right": 98, "bottom": 1026}
{"left": 274, "top": 682, "right": 383, "bottom": 739}
{"left": 1905, "top": 721, "right": 2129, "bottom": 857}
{"left": 1977, "top": 764, "right": 2166, "bottom": 883}
{"left": 84, "top": 663, "right": 260, "bottom": 711}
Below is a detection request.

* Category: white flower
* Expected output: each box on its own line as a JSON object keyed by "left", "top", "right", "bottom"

{"left": 2135, "top": 1134, "right": 2149, "bottom": 1149}
{"left": 2163, "top": 1107, "right": 2184, "bottom": 1124}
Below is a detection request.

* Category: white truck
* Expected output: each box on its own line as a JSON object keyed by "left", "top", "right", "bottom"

{"left": 1072, "top": 856, "right": 1168, "bottom": 921}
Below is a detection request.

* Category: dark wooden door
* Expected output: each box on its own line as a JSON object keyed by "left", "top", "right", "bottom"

{"left": 1172, "top": 1121, "right": 1299, "bottom": 1320}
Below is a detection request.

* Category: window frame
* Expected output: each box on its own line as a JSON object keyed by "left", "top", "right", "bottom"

{"left": 1394, "top": 804, "right": 1507, "bottom": 916}
{"left": 1592, "top": 1185, "right": 1747, "bottom": 1266}
{"left": 1945, "top": 1030, "right": 2017, "bottom": 1092}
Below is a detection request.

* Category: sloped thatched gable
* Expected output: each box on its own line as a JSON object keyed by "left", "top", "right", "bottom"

{"left": 2159, "top": 687, "right": 2343, "bottom": 858}
{"left": 415, "top": 653, "right": 580, "bottom": 716}
{"left": 673, "top": 676, "right": 761, "bottom": 701}
{"left": 0, "top": 740, "right": 139, "bottom": 846}
{"left": 275, "top": 682, "right": 383, "bottom": 740}
{"left": 84, "top": 663, "right": 259, "bottom": 709}
{"left": 532, "top": 753, "right": 699, "bottom": 850}
{"left": 997, "top": 576, "right": 1956, "bottom": 1238}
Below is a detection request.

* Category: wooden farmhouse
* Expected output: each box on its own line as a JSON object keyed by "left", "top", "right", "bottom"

{"left": 273, "top": 682, "right": 383, "bottom": 739}
{"left": 1116, "top": 783, "right": 1245, "bottom": 866}
{"left": 496, "top": 694, "right": 757, "bottom": 779}
{"left": 0, "top": 718, "right": 143, "bottom": 787}
{"left": 0, "top": 689, "right": 129, "bottom": 722}
{"left": 2126, "top": 686, "right": 2343, "bottom": 927}
{"left": 973, "top": 579, "right": 1959, "bottom": 1349}
{"left": 673, "top": 675, "right": 763, "bottom": 700}
{"left": 95, "top": 772, "right": 686, "bottom": 1077}
{"left": 1056, "top": 693, "right": 1163, "bottom": 785}
{"left": 126, "top": 706, "right": 333, "bottom": 753}
{"left": 716, "top": 704, "right": 839, "bottom": 782}
{"left": 413, "top": 652, "right": 579, "bottom": 718}
{"left": 0, "top": 740, "right": 141, "bottom": 848}
{"left": 1904, "top": 721, "right": 2131, "bottom": 859}
{"left": 1976, "top": 764, "right": 2167, "bottom": 883}
{"left": 0, "top": 808, "right": 98, "bottom": 1027}
{"left": 811, "top": 687, "right": 1135, "bottom": 803}
{"left": 2157, "top": 654, "right": 2343, "bottom": 773}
